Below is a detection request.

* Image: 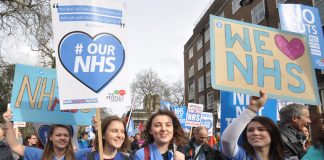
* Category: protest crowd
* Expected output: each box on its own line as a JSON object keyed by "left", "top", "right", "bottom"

{"left": 0, "top": 90, "right": 323, "bottom": 160}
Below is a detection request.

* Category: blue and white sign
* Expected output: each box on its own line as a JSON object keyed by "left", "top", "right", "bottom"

{"left": 220, "top": 91, "right": 277, "bottom": 136}
{"left": 10, "top": 64, "right": 95, "bottom": 125}
{"left": 185, "top": 103, "right": 203, "bottom": 127}
{"left": 170, "top": 106, "right": 191, "bottom": 132}
{"left": 51, "top": 0, "right": 131, "bottom": 111}
{"left": 200, "top": 112, "right": 213, "bottom": 136}
{"left": 59, "top": 32, "right": 125, "bottom": 93}
{"left": 279, "top": 4, "right": 324, "bottom": 69}
{"left": 127, "top": 118, "right": 135, "bottom": 136}
{"left": 160, "top": 100, "right": 172, "bottom": 110}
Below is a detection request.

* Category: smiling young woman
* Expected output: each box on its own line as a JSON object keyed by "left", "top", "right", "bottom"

{"left": 221, "top": 90, "right": 285, "bottom": 160}
{"left": 133, "top": 109, "right": 187, "bottom": 160}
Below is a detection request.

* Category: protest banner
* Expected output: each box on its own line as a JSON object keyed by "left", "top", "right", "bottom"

{"left": 51, "top": 0, "right": 131, "bottom": 111}
{"left": 170, "top": 105, "right": 191, "bottom": 133}
{"left": 220, "top": 90, "right": 277, "bottom": 135}
{"left": 210, "top": 16, "right": 320, "bottom": 105}
{"left": 185, "top": 103, "right": 203, "bottom": 127}
{"left": 10, "top": 64, "right": 95, "bottom": 125}
{"left": 127, "top": 118, "right": 135, "bottom": 137}
{"left": 279, "top": 4, "right": 324, "bottom": 69}
{"left": 200, "top": 112, "right": 213, "bottom": 136}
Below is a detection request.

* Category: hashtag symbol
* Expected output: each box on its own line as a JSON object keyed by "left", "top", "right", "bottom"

{"left": 75, "top": 43, "right": 83, "bottom": 54}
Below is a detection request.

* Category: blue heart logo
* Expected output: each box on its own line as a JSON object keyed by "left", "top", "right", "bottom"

{"left": 201, "top": 119, "right": 212, "bottom": 129}
{"left": 38, "top": 125, "right": 51, "bottom": 146}
{"left": 58, "top": 32, "right": 125, "bottom": 93}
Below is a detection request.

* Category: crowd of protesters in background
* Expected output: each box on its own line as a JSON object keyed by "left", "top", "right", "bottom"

{"left": 1, "top": 93, "right": 324, "bottom": 160}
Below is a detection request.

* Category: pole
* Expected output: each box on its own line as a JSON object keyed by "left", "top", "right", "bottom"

{"left": 96, "top": 108, "right": 103, "bottom": 160}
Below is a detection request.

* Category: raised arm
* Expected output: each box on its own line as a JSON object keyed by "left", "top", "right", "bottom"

{"left": 3, "top": 109, "right": 25, "bottom": 156}
{"left": 221, "top": 90, "right": 267, "bottom": 158}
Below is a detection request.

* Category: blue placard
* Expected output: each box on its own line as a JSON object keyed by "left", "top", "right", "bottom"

{"left": 127, "top": 118, "right": 135, "bottom": 136}
{"left": 220, "top": 90, "right": 277, "bottom": 136}
{"left": 279, "top": 4, "right": 324, "bottom": 69}
{"left": 170, "top": 106, "right": 191, "bottom": 132}
{"left": 10, "top": 64, "right": 95, "bottom": 125}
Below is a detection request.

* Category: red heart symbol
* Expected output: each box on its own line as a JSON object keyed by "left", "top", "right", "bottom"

{"left": 274, "top": 34, "right": 305, "bottom": 60}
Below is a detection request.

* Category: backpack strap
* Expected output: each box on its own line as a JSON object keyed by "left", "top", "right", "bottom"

{"left": 144, "top": 146, "right": 150, "bottom": 160}
{"left": 86, "top": 151, "right": 96, "bottom": 160}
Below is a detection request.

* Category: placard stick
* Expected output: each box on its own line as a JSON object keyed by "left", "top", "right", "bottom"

{"left": 96, "top": 108, "right": 103, "bottom": 160}
{"left": 189, "top": 127, "right": 193, "bottom": 138}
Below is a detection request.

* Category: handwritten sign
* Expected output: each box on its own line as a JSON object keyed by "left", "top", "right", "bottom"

{"left": 10, "top": 64, "right": 95, "bottom": 125}
{"left": 210, "top": 16, "right": 320, "bottom": 105}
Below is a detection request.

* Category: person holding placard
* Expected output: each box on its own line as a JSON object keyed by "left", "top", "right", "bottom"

{"left": 3, "top": 109, "right": 91, "bottom": 160}
{"left": 221, "top": 90, "right": 285, "bottom": 160}
{"left": 133, "top": 109, "right": 187, "bottom": 160}
{"left": 80, "top": 115, "right": 130, "bottom": 160}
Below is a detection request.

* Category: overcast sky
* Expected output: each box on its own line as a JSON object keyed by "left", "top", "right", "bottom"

{"left": 126, "top": 0, "right": 212, "bottom": 84}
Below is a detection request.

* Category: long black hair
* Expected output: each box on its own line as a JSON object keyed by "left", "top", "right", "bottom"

{"left": 242, "top": 116, "right": 284, "bottom": 160}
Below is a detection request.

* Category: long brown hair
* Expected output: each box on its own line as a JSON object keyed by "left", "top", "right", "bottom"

{"left": 94, "top": 116, "right": 130, "bottom": 152}
{"left": 242, "top": 116, "right": 284, "bottom": 160}
{"left": 143, "top": 109, "right": 187, "bottom": 149}
{"left": 41, "top": 124, "right": 75, "bottom": 160}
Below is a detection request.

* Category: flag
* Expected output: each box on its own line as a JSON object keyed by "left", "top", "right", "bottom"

{"left": 138, "top": 122, "right": 144, "bottom": 132}
{"left": 208, "top": 134, "right": 217, "bottom": 149}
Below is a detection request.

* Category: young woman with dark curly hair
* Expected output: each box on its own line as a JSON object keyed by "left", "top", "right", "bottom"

{"left": 133, "top": 109, "right": 187, "bottom": 160}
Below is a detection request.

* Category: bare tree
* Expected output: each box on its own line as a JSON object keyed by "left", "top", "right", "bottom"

{"left": 169, "top": 79, "right": 185, "bottom": 106}
{"left": 0, "top": 0, "right": 54, "bottom": 68}
{"left": 131, "top": 68, "right": 170, "bottom": 116}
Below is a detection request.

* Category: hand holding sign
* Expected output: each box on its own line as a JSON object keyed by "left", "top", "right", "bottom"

{"left": 3, "top": 108, "right": 13, "bottom": 123}
{"left": 249, "top": 89, "right": 268, "bottom": 112}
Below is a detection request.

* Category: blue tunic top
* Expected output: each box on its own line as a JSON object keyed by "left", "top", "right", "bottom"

{"left": 23, "top": 147, "right": 91, "bottom": 160}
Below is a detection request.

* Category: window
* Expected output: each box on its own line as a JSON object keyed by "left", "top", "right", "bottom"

{"left": 251, "top": 0, "right": 265, "bottom": 24}
{"left": 189, "top": 47, "right": 194, "bottom": 59}
{"left": 199, "top": 96, "right": 205, "bottom": 106}
{"left": 204, "top": 27, "right": 210, "bottom": 43}
{"left": 188, "top": 82, "right": 195, "bottom": 101}
{"left": 206, "top": 71, "right": 211, "bottom": 87}
{"left": 207, "top": 92, "right": 215, "bottom": 110}
{"left": 198, "top": 75, "right": 204, "bottom": 92}
{"left": 198, "top": 56, "right": 203, "bottom": 71}
{"left": 189, "top": 64, "right": 194, "bottom": 78}
{"left": 205, "top": 49, "right": 210, "bottom": 65}
{"left": 232, "top": 0, "right": 241, "bottom": 14}
{"left": 197, "top": 37, "right": 203, "bottom": 50}
{"left": 314, "top": 0, "right": 324, "bottom": 25}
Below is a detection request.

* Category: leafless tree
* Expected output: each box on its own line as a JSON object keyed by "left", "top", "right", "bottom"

{"left": 131, "top": 68, "right": 171, "bottom": 116}
{"left": 169, "top": 79, "right": 185, "bottom": 106}
{"left": 0, "top": 0, "right": 54, "bottom": 68}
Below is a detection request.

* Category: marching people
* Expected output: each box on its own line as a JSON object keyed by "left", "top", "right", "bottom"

{"left": 302, "top": 122, "right": 324, "bottom": 159}
{"left": 133, "top": 109, "right": 187, "bottom": 160}
{"left": 302, "top": 126, "right": 311, "bottom": 151}
{"left": 78, "top": 131, "right": 90, "bottom": 149}
{"left": 3, "top": 108, "right": 91, "bottom": 160}
{"left": 279, "top": 103, "right": 311, "bottom": 159}
{"left": 222, "top": 90, "right": 285, "bottom": 160}
{"left": 79, "top": 115, "right": 130, "bottom": 160}
{"left": 182, "top": 126, "right": 226, "bottom": 160}
{"left": 24, "top": 133, "right": 38, "bottom": 147}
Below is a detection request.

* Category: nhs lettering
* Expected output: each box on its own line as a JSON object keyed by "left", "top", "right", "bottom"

{"left": 58, "top": 32, "right": 125, "bottom": 93}
{"left": 220, "top": 91, "right": 277, "bottom": 135}
{"left": 210, "top": 16, "right": 320, "bottom": 105}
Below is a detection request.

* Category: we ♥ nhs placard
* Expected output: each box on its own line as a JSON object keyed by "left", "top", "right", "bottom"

{"left": 51, "top": 0, "right": 131, "bottom": 110}
{"left": 210, "top": 16, "right": 320, "bottom": 105}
